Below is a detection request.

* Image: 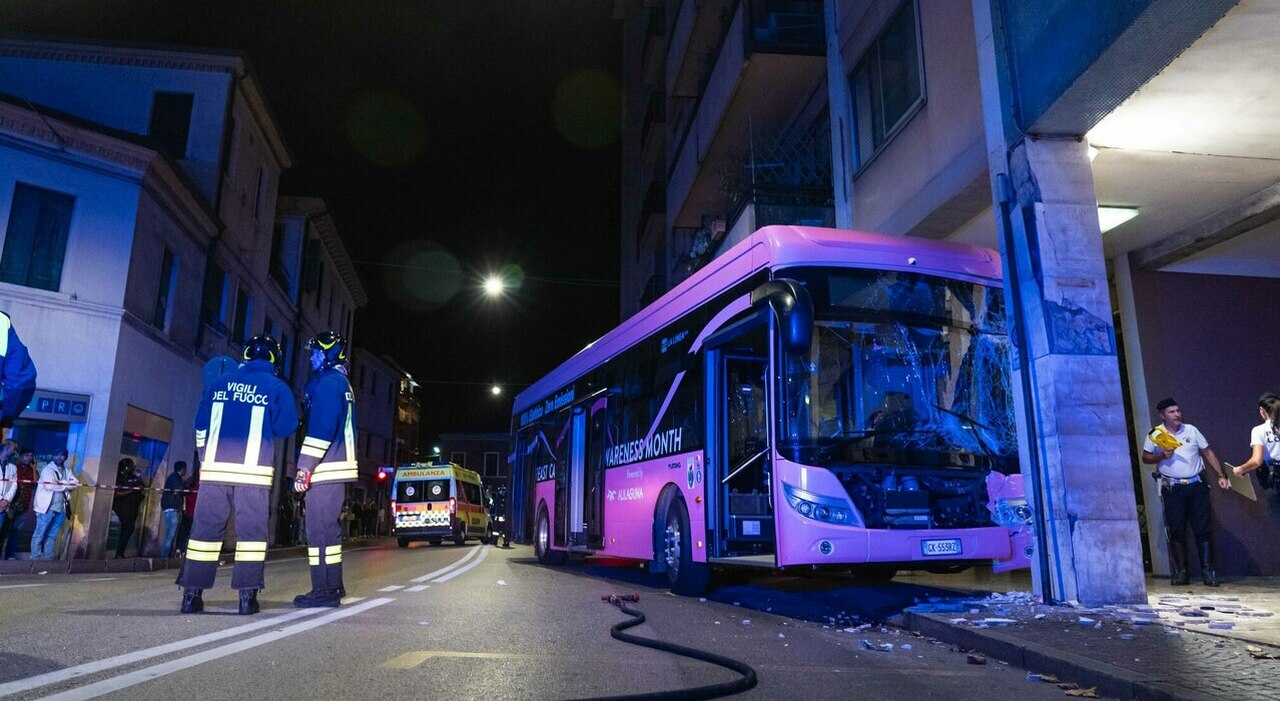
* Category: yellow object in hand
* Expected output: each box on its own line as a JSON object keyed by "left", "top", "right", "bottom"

{"left": 1148, "top": 425, "right": 1182, "bottom": 451}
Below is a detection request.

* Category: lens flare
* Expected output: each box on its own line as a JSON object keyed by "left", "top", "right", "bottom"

{"left": 344, "top": 90, "right": 427, "bottom": 167}
{"left": 383, "top": 240, "right": 463, "bottom": 312}
{"left": 552, "top": 69, "right": 622, "bottom": 149}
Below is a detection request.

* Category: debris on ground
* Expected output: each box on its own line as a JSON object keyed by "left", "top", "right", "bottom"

{"left": 860, "top": 639, "right": 894, "bottom": 652}
{"left": 966, "top": 653, "right": 986, "bottom": 665}
{"left": 1064, "top": 688, "right": 1097, "bottom": 698}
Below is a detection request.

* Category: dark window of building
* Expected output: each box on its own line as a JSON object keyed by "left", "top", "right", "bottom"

{"left": 1, "top": 183, "right": 74, "bottom": 292}
{"left": 270, "top": 224, "right": 289, "bottom": 290}
{"left": 451, "top": 451, "right": 467, "bottom": 468}
{"left": 233, "top": 287, "right": 252, "bottom": 343}
{"left": 201, "top": 260, "right": 229, "bottom": 328}
{"left": 484, "top": 452, "right": 500, "bottom": 476}
{"left": 253, "top": 167, "right": 267, "bottom": 221}
{"left": 281, "top": 333, "right": 292, "bottom": 379}
{"left": 153, "top": 248, "right": 177, "bottom": 330}
{"left": 849, "top": 0, "right": 923, "bottom": 171}
{"left": 149, "top": 92, "right": 194, "bottom": 158}
{"left": 302, "top": 236, "right": 321, "bottom": 292}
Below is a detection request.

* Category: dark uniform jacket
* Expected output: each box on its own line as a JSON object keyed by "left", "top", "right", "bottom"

{"left": 0, "top": 311, "right": 37, "bottom": 425}
{"left": 298, "top": 366, "right": 357, "bottom": 484}
{"left": 194, "top": 359, "right": 298, "bottom": 487}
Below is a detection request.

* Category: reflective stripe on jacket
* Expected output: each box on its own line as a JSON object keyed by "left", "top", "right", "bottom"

{"left": 297, "top": 367, "right": 357, "bottom": 484}
{"left": 195, "top": 360, "right": 298, "bottom": 486}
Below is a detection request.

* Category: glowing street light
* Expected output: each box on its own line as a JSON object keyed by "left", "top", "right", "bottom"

{"left": 483, "top": 275, "right": 505, "bottom": 297}
{"left": 491, "top": 384, "right": 503, "bottom": 396}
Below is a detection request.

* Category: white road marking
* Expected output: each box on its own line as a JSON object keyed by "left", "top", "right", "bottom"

{"left": 431, "top": 546, "right": 490, "bottom": 583}
{"left": 410, "top": 546, "right": 484, "bottom": 582}
{"left": 32, "top": 598, "right": 393, "bottom": 701}
{"left": 0, "top": 607, "right": 323, "bottom": 698}
{"left": 378, "top": 585, "right": 405, "bottom": 592}
{"left": 82, "top": 578, "right": 117, "bottom": 582}
{"left": 0, "top": 583, "right": 48, "bottom": 590}
{"left": 404, "top": 585, "right": 429, "bottom": 592}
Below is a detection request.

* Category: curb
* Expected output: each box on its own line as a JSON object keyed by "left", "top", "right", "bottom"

{"left": 902, "top": 611, "right": 1227, "bottom": 701}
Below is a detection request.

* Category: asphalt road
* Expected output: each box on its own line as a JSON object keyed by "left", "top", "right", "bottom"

{"left": 0, "top": 542, "right": 1084, "bottom": 700}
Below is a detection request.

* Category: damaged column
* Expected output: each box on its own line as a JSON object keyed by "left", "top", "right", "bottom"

{"left": 973, "top": 0, "right": 1146, "bottom": 605}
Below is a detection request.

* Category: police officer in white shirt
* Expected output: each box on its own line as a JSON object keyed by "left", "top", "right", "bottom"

{"left": 1142, "top": 398, "right": 1230, "bottom": 587}
{"left": 1231, "top": 393, "right": 1280, "bottom": 484}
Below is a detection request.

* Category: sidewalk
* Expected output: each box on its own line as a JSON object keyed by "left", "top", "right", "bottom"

{"left": 0, "top": 537, "right": 388, "bottom": 576}
{"left": 899, "top": 579, "right": 1280, "bottom": 701}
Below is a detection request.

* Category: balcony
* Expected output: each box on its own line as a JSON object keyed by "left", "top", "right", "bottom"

{"left": 666, "top": 0, "right": 825, "bottom": 230}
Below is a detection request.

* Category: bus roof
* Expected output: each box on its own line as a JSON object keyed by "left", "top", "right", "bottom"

{"left": 512, "top": 225, "right": 1001, "bottom": 417}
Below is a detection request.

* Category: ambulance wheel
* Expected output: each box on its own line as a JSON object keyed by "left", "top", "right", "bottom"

{"left": 453, "top": 527, "right": 466, "bottom": 546}
{"left": 662, "top": 498, "right": 709, "bottom": 596}
{"left": 397, "top": 537, "right": 409, "bottom": 548}
{"left": 428, "top": 538, "right": 442, "bottom": 546}
{"left": 534, "top": 505, "right": 566, "bottom": 565}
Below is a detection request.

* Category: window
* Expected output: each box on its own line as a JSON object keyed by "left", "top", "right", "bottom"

{"left": 451, "top": 451, "right": 467, "bottom": 468}
{"left": 269, "top": 224, "right": 289, "bottom": 290}
{"left": 201, "top": 261, "right": 229, "bottom": 329}
{"left": 280, "top": 334, "right": 292, "bottom": 379}
{"left": 153, "top": 248, "right": 177, "bottom": 330}
{"left": 232, "top": 287, "right": 252, "bottom": 343}
{"left": 148, "top": 92, "right": 194, "bottom": 158}
{"left": 253, "top": 167, "right": 267, "bottom": 221}
{"left": 1, "top": 183, "right": 74, "bottom": 292}
{"left": 484, "top": 452, "right": 500, "bottom": 477}
{"left": 264, "top": 315, "right": 276, "bottom": 338}
{"left": 849, "top": 0, "right": 923, "bottom": 172}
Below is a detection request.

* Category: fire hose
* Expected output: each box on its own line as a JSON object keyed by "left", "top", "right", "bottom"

{"left": 576, "top": 593, "right": 757, "bottom": 701}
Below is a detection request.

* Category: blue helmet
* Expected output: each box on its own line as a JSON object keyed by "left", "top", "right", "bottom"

{"left": 307, "top": 331, "right": 348, "bottom": 369}
{"left": 242, "top": 334, "right": 283, "bottom": 373}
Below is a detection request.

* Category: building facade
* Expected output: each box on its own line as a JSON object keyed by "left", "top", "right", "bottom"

{"left": 0, "top": 38, "right": 368, "bottom": 557}
{"left": 619, "top": 0, "right": 1280, "bottom": 603}
{"left": 437, "top": 433, "right": 511, "bottom": 487}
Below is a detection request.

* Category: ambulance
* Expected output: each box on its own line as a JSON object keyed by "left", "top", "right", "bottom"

{"left": 391, "top": 463, "right": 489, "bottom": 547}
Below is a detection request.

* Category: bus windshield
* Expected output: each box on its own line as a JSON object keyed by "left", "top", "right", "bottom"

{"left": 777, "top": 267, "right": 1016, "bottom": 471}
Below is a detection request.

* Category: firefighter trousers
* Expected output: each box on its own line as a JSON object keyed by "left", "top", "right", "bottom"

{"left": 176, "top": 484, "right": 268, "bottom": 590}
{"left": 304, "top": 482, "right": 345, "bottom": 592}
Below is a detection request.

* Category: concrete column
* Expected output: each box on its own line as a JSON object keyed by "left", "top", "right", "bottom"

{"left": 823, "top": 0, "right": 854, "bottom": 230}
{"left": 974, "top": 0, "right": 1146, "bottom": 605}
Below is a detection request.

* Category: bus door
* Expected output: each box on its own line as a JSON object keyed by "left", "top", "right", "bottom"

{"left": 706, "top": 315, "right": 775, "bottom": 557}
{"left": 564, "top": 399, "right": 604, "bottom": 551}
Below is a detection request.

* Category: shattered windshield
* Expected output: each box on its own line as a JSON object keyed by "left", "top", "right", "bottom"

{"left": 777, "top": 268, "right": 1017, "bottom": 471}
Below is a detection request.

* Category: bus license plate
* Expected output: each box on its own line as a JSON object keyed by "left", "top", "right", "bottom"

{"left": 921, "top": 538, "right": 962, "bottom": 557}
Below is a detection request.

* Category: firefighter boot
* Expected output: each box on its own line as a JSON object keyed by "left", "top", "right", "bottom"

{"left": 1169, "top": 541, "right": 1190, "bottom": 586}
{"left": 294, "top": 589, "right": 341, "bottom": 608}
{"left": 1198, "top": 540, "right": 1220, "bottom": 587}
{"left": 239, "top": 589, "right": 260, "bottom": 615}
{"left": 181, "top": 588, "right": 204, "bottom": 614}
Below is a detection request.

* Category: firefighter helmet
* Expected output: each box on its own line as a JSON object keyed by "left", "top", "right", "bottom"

{"left": 242, "top": 334, "right": 283, "bottom": 371}
{"left": 306, "top": 331, "right": 348, "bottom": 368}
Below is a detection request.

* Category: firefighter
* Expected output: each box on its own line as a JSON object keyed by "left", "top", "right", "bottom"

{"left": 178, "top": 335, "right": 298, "bottom": 614}
{"left": 292, "top": 331, "right": 357, "bottom": 608}
{"left": 0, "top": 310, "right": 37, "bottom": 430}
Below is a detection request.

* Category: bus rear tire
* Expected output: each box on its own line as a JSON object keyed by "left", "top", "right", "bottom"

{"left": 535, "top": 505, "right": 566, "bottom": 565}
{"left": 397, "top": 537, "right": 409, "bottom": 548}
{"left": 662, "top": 499, "right": 709, "bottom": 596}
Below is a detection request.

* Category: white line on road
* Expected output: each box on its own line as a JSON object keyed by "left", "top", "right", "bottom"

{"left": 82, "top": 578, "right": 117, "bottom": 582}
{"left": 404, "top": 585, "right": 429, "bottom": 592}
{"left": 378, "top": 585, "right": 405, "bottom": 592}
{"left": 0, "top": 607, "right": 324, "bottom": 698}
{"left": 431, "top": 546, "right": 489, "bottom": 583}
{"left": 32, "top": 598, "right": 394, "bottom": 701}
{"left": 409, "top": 545, "right": 484, "bottom": 582}
{"left": 0, "top": 583, "right": 48, "bottom": 590}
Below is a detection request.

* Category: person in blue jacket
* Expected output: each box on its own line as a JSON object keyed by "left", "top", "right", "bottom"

{"left": 292, "top": 331, "right": 357, "bottom": 608}
{"left": 177, "top": 335, "right": 298, "bottom": 615}
{"left": 0, "top": 311, "right": 37, "bottom": 429}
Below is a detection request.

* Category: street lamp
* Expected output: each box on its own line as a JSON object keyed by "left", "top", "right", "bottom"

{"left": 490, "top": 384, "right": 502, "bottom": 396}
{"left": 483, "top": 276, "right": 505, "bottom": 297}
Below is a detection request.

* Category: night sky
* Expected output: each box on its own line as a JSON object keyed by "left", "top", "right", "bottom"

{"left": 2, "top": 1, "right": 623, "bottom": 443}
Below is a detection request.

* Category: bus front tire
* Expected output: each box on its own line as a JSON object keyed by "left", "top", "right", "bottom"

{"left": 535, "top": 505, "right": 566, "bottom": 565}
{"left": 397, "top": 537, "right": 409, "bottom": 548}
{"left": 662, "top": 499, "right": 710, "bottom": 596}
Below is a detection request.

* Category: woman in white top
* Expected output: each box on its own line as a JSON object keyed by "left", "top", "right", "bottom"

{"left": 1232, "top": 393, "right": 1280, "bottom": 478}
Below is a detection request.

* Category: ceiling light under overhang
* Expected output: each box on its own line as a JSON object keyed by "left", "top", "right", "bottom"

{"left": 1098, "top": 206, "right": 1139, "bottom": 233}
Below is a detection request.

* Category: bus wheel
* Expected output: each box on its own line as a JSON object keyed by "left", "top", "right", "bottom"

{"left": 535, "top": 505, "right": 566, "bottom": 565}
{"left": 397, "top": 537, "right": 409, "bottom": 548}
{"left": 850, "top": 564, "right": 898, "bottom": 582}
{"left": 662, "top": 499, "right": 710, "bottom": 595}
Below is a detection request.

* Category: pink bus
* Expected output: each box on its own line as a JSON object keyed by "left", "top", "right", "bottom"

{"left": 510, "top": 226, "right": 1032, "bottom": 594}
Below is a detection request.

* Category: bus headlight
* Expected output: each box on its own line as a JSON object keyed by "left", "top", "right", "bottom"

{"left": 990, "top": 498, "right": 1033, "bottom": 529}
{"left": 783, "top": 482, "right": 860, "bottom": 526}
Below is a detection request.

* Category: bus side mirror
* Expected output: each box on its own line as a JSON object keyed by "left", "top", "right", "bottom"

{"left": 751, "top": 279, "right": 813, "bottom": 356}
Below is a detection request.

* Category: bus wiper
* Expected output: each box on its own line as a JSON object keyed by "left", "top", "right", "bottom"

{"left": 815, "top": 428, "right": 933, "bottom": 458}
{"left": 931, "top": 403, "right": 994, "bottom": 459}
